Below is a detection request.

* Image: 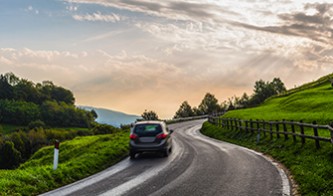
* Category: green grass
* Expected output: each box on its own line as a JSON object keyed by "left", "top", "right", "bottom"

{"left": 0, "top": 124, "right": 91, "bottom": 136}
{"left": 201, "top": 122, "right": 333, "bottom": 195}
{"left": 0, "top": 131, "right": 129, "bottom": 196}
{"left": 225, "top": 81, "right": 333, "bottom": 125}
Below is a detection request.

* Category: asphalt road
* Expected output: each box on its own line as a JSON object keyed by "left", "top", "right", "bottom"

{"left": 41, "top": 119, "right": 290, "bottom": 196}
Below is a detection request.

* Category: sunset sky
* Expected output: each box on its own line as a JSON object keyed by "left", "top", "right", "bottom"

{"left": 1, "top": 0, "right": 333, "bottom": 118}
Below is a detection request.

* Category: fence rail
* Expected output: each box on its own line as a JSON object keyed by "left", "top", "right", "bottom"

{"left": 208, "top": 116, "right": 333, "bottom": 149}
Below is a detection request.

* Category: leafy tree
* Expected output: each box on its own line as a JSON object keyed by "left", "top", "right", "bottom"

{"left": 251, "top": 78, "right": 286, "bottom": 106}
{"left": 198, "top": 93, "right": 221, "bottom": 114}
{"left": 14, "top": 79, "right": 40, "bottom": 103}
{"left": 232, "top": 93, "right": 250, "bottom": 109}
{"left": 192, "top": 106, "right": 204, "bottom": 116}
{"left": 0, "top": 100, "right": 41, "bottom": 125}
{"left": 0, "top": 74, "right": 14, "bottom": 100}
{"left": 91, "top": 109, "right": 98, "bottom": 119}
{"left": 0, "top": 72, "right": 95, "bottom": 128}
{"left": 174, "top": 101, "right": 194, "bottom": 118}
{"left": 141, "top": 110, "right": 159, "bottom": 120}
{"left": 271, "top": 77, "right": 287, "bottom": 94}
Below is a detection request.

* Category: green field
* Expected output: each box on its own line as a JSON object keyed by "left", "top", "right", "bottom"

{"left": 224, "top": 80, "right": 333, "bottom": 125}
{"left": 0, "top": 131, "right": 129, "bottom": 196}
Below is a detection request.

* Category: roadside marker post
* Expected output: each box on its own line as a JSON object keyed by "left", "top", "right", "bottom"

{"left": 53, "top": 140, "right": 60, "bottom": 170}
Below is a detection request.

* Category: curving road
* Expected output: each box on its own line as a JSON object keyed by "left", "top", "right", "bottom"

{"left": 41, "top": 120, "right": 290, "bottom": 196}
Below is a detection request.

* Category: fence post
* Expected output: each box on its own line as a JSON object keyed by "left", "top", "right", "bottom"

{"left": 256, "top": 120, "right": 260, "bottom": 144}
{"left": 262, "top": 120, "right": 266, "bottom": 137}
{"left": 250, "top": 119, "right": 254, "bottom": 134}
{"left": 245, "top": 120, "right": 248, "bottom": 133}
{"left": 283, "top": 119, "right": 288, "bottom": 140}
{"left": 291, "top": 120, "right": 296, "bottom": 142}
{"left": 53, "top": 140, "right": 60, "bottom": 170}
{"left": 238, "top": 119, "right": 242, "bottom": 131}
{"left": 269, "top": 122, "right": 273, "bottom": 140}
{"left": 331, "top": 130, "right": 333, "bottom": 144}
{"left": 313, "top": 121, "right": 320, "bottom": 149}
{"left": 276, "top": 121, "right": 280, "bottom": 139}
{"left": 256, "top": 119, "right": 260, "bottom": 133}
{"left": 235, "top": 119, "right": 238, "bottom": 131}
{"left": 300, "top": 120, "right": 305, "bottom": 145}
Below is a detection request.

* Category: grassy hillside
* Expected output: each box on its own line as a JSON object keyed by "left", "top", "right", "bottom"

{"left": 225, "top": 76, "right": 333, "bottom": 124}
{"left": 0, "top": 131, "right": 129, "bottom": 196}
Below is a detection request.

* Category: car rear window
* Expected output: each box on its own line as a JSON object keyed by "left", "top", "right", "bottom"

{"left": 134, "top": 124, "right": 162, "bottom": 136}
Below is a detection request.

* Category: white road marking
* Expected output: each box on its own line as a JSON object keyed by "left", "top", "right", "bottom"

{"left": 98, "top": 137, "right": 184, "bottom": 196}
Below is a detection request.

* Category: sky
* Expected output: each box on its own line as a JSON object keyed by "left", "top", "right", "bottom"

{"left": 1, "top": 0, "right": 333, "bottom": 119}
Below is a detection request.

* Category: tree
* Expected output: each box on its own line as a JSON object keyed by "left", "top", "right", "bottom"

{"left": 174, "top": 101, "right": 194, "bottom": 118}
{"left": 90, "top": 109, "right": 98, "bottom": 120}
{"left": 141, "top": 110, "right": 159, "bottom": 120}
{"left": 198, "top": 93, "right": 221, "bottom": 114}
{"left": 0, "top": 74, "right": 14, "bottom": 100}
{"left": 192, "top": 106, "right": 204, "bottom": 116}
{"left": 251, "top": 78, "right": 286, "bottom": 106}
{"left": 233, "top": 93, "right": 250, "bottom": 109}
{"left": 271, "top": 77, "right": 286, "bottom": 94}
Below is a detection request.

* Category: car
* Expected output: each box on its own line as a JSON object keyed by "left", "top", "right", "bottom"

{"left": 129, "top": 120, "right": 173, "bottom": 159}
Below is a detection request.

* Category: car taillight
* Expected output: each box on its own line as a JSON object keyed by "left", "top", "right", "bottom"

{"left": 156, "top": 133, "right": 168, "bottom": 139}
{"left": 130, "top": 133, "right": 138, "bottom": 140}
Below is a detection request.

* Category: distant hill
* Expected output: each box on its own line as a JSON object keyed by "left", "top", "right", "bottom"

{"left": 80, "top": 106, "right": 140, "bottom": 127}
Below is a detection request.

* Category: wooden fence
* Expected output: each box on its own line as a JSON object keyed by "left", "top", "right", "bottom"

{"left": 208, "top": 117, "right": 333, "bottom": 149}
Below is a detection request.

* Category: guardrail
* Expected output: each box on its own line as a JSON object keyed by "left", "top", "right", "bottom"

{"left": 208, "top": 116, "right": 333, "bottom": 149}
{"left": 165, "top": 115, "right": 209, "bottom": 124}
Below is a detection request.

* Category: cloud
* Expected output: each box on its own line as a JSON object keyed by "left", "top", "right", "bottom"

{"left": 63, "top": 0, "right": 235, "bottom": 24}
{"left": 229, "top": 3, "right": 333, "bottom": 45}
{"left": 73, "top": 12, "right": 123, "bottom": 22}
{"left": 25, "top": 5, "right": 39, "bottom": 14}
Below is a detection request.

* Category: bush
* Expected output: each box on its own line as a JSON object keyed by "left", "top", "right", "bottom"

{"left": 28, "top": 120, "right": 46, "bottom": 130}
{"left": 92, "top": 124, "right": 119, "bottom": 135}
{"left": 28, "top": 128, "right": 48, "bottom": 153}
{"left": 0, "top": 141, "right": 21, "bottom": 169}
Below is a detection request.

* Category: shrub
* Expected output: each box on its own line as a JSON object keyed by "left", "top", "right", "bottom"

{"left": 28, "top": 120, "right": 46, "bottom": 130}
{"left": 28, "top": 128, "right": 48, "bottom": 153}
{"left": 0, "top": 141, "right": 21, "bottom": 169}
{"left": 92, "top": 124, "right": 118, "bottom": 135}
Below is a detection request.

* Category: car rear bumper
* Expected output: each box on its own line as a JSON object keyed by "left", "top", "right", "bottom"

{"left": 129, "top": 140, "right": 170, "bottom": 152}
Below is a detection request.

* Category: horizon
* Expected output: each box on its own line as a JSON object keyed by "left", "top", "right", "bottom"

{"left": 1, "top": 0, "right": 333, "bottom": 119}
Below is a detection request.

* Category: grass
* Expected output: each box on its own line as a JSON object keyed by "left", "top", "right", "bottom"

{"left": 0, "top": 131, "right": 129, "bottom": 196}
{"left": 0, "top": 124, "right": 91, "bottom": 136}
{"left": 225, "top": 81, "right": 333, "bottom": 125}
{"left": 201, "top": 122, "right": 333, "bottom": 195}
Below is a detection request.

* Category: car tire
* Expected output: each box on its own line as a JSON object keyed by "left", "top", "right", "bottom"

{"left": 163, "top": 148, "right": 170, "bottom": 157}
{"left": 130, "top": 151, "right": 136, "bottom": 159}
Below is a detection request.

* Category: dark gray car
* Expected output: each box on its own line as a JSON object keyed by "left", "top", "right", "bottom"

{"left": 129, "top": 120, "right": 173, "bottom": 159}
